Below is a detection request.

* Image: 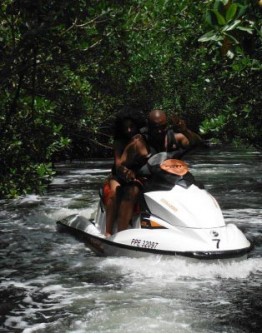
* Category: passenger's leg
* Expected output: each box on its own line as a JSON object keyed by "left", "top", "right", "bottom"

{"left": 117, "top": 183, "right": 140, "bottom": 232}
{"left": 105, "top": 178, "right": 120, "bottom": 237}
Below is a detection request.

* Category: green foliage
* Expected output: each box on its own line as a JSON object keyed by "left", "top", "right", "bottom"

{"left": 0, "top": 0, "right": 261, "bottom": 198}
{"left": 197, "top": 0, "right": 261, "bottom": 147}
{"left": 198, "top": 0, "right": 256, "bottom": 58}
{"left": 0, "top": 162, "right": 55, "bottom": 199}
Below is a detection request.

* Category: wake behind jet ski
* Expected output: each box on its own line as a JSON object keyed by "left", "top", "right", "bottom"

{"left": 56, "top": 152, "right": 252, "bottom": 260}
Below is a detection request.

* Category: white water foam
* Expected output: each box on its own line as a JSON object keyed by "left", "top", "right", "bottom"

{"left": 12, "top": 195, "right": 44, "bottom": 207}
{"left": 48, "top": 205, "right": 97, "bottom": 222}
{"left": 3, "top": 255, "right": 261, "bottom": 333}
{"left": 97, "top": 256, "right": 262, "bottom": 282}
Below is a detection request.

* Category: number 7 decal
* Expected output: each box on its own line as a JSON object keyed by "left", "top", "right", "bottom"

{"left": 212, "top": 238, "right": 220, "bottom": 249}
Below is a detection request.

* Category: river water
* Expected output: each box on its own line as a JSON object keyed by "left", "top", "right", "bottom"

{"left": 0, "top": 146, "right": 261, "bottom": 333}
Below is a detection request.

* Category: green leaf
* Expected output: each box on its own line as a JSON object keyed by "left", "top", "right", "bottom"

{"left": 212, "top": 10, "right": 226, "bottom": 26}
{"left": 235, "top": 5, "right": 248, "bottom": 19}
{"left": 205, "top": 10, "right": 218, "bottom": 26}
{"left": 226, "top": 4, "right": 238, "bottom": 22}
{"left": 214, "top": 0, "right": 225, "bottom": 14}
{"left": 222, "top": 20, "right": 241, "bottom": 32}
{"left": 236, "top": 26, "right": 253, "bottom": 34}
{"left": 198, "top": 31, "right": 222, "bottom": 42}
{"left": 224, "top": 32, "right": 239, "bottom": 44}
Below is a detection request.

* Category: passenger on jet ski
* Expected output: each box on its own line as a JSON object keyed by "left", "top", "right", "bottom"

{"left": 104, "top": 108, "right": 147, "bottom": 237}
{"left": 115, "top": 109, "right": 203, "bottom": 232}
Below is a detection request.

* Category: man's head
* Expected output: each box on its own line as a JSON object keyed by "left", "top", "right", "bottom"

{"left": 148, "top": 109, "right": 167, "bottom": 135}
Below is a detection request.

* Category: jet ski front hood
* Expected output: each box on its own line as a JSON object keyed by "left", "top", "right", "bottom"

{"left": 144, "top": 184, "right": 225, "bottom": 229}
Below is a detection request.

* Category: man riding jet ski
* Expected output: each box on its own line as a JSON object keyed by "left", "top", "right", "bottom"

{"left": 57, "top": 150, "right": 252, "bottom": 260}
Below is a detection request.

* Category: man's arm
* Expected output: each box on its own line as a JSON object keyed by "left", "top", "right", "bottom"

{"left": 172, "top": 117, "right": 203, "bottom": 147}
{"left": 181, "top": 128, "right": 203, "bottom": 146}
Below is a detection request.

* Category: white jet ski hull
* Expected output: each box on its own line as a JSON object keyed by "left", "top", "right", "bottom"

{"left": 56, "top": 153, "right": 252, "bottom": 261}
{"left": 56, "top": 212, "right": 252, "bottom": 260}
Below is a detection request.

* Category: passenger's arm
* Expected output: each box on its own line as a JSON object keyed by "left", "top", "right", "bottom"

{"left": 113, "top": 141, "right": 124, "bottom": 168}
{"left": 113, "top": 141, "right": 135, "bottom": 182}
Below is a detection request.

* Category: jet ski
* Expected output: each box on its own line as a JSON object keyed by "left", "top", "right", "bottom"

{"left": 56, "top": 152, "right": 252, "bottom": 260}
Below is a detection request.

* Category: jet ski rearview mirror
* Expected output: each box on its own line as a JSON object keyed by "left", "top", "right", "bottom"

{"left": 147, "top": 152, "right": 169, "bottom": 167}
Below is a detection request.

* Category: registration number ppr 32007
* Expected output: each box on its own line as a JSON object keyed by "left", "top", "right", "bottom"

{"left": 131, "top": 238, "right": 159, "bottom": 249}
